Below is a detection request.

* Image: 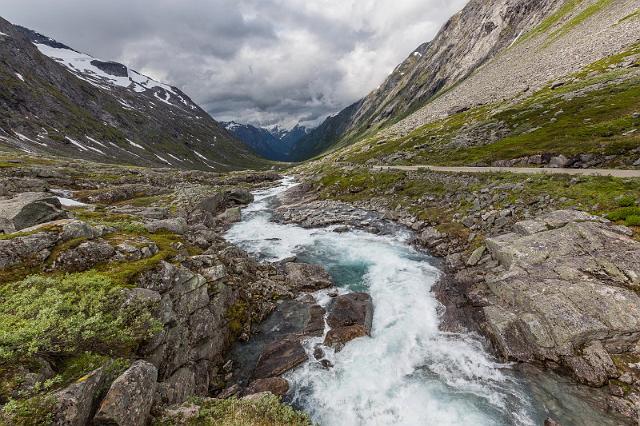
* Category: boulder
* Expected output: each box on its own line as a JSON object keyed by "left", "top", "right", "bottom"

{"left": 0, "top": 192, "right": 67, "bottom": 233}
{"left": 145, "top": 217, "right": 188, "bottom": 234}
{"left": 217, "top": 207, "right": 242, "bottom": 224}
{"left": 466, "top": 246, "right": 486, "bottom": 266}
{"left": 54, "top": 368, "right": 105, "bottom": 426}
{"left": 253, "top": 337, "right": 308, "bottom": 379}
{"left": 51, "top": 240, "right": 115, "bottom": 272}
{"left": 324, "top": 325, "right": 368, "bottom": 351}
{"left": 0, "top": 231, "right": 59, "bottom": 270}
{"left": 244, "top": 377, "right": 289, "bottom": 397}
{"left": 93, "top": 361, "right": 158, "bottom": 426}
{"left": 226, "top": 189, "right": 253, "bottom": 205}
{"left": 156, "top": 366, "right": 196, "bottom": 405}
{"left": 548, "top": 155, "right": 569, "bottom": 168}
{"left": 326, "top": 293, "right": 373, "bottom": 333}
{"left": 284, "top": 262, "right": 333, "bottom": 292}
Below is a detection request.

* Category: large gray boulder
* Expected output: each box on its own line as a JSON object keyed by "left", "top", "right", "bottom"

{"left": 482, "top": 210, "right": 640, "bottom": 386}
{"left": 93, "top": 360, "right": 158, "bottom": 426}
{"left": 0, "top": 192, "right": 67, "bottom": 233}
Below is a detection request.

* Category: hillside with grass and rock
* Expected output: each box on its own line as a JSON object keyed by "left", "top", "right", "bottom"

{"left": 0, "top": 18, "right": 268, "bottom": 172}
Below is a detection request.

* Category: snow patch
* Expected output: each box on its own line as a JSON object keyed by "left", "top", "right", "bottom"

{"left": 15, "top": 73, "right": 25, "bottom": 82}
{"left": 154, "top": 154, "right": 172, "bottom": 165}
{"left": 86, "top": 136, "right": 107, "bottom": 148}
{"left": 167, "top": 153, "right": 183, "bottom": 162}
{"left": 35, "top": 43, "right": 178, "bottom": 97}
{"left": 57, "top": 197, "right": 87, "bottom": 207}
{"left": 126, "top": 138, "right": 145, "bottom": 150}
{"left": 65, "top": 136, "right": 88, "bottom": 152}
{"left": 193, "top": 151, "right": 210, "bottom": 162}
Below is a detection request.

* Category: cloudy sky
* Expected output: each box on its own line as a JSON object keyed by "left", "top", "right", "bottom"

{"left": 2, "top": 0, "right": 467, "bottom": 128}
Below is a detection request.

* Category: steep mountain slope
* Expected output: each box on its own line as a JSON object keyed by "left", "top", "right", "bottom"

{"left": 289, "top": 100, "right": 363, "bottom": 161}
{"left": 0, "top": 17, "right": 267, "bottom": 171}
{"left": 311, "top": 0, "right": 640, "bottom": 169}
{"left": 224, "top": 121, "right": 311, "bottom": 161}
{"left": 223, "top": 121, "right": 285, "bottom": 160}
{"left": 300, "top": 0, "right": 640, "bottom": 159}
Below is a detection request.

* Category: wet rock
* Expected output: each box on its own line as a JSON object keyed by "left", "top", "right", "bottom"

{"left": 244, "top": 377, "right": 289, "bottom": 397}
{"left": 94, "top": 360, "right": 158, "bottom": 426}
{"left": 0, "top": 192, "right": 67, "bottom": 233}
{"left": 304, "top": 305, "right": 326, "bottom": 337}
{"left": 327, "top": 293, "right": 373, "bottom": 333}
{"left": 226, "top": 189, "right": 253, "bottom": 205}
{"left": 253, "top": 337, "right": 308, "bottom": 379}
{"left": 145, "top": 217, "right": 188, "bottom": 234}
{"left": 54, "top": 368, "right": 105, "bottom": 426}
{"left": 324, "top": 325, "right": 368, "bottom": 351}
{"left": 284, "top": 262, "right": 334, "bottom": 292}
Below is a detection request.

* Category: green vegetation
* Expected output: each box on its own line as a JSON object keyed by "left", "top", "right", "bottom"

{"left": 618, "top": 8, "right": 640, "bottom": 24}
{"left": 1, "top": 394, "right": 56, "bottom": 425}
{"left": 550, "top": 0, "right": 613, "bottom": 39}
{"left": 517, "top": 0, "right": 582, "bottom": 45}
{"left": 0, "top": 271, "right": 159, "bottom": 365}
{"left": 606, "top": 206, "right": 640, "bottom": 226}
{"left": 158, "top": 394, "right": 312, "bottom": 426}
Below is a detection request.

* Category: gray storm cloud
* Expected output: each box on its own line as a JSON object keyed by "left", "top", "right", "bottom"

{"left": 2, "top": 0, "right": 467, "bottom": 128}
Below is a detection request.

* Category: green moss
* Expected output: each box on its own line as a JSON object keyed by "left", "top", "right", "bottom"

{"left": 606, "top": 206, "right": 640, "bottom": 221}
{"left": 100, "top": 232, "right": 179, "bottom": 285}
{"left": 618, "top": 8, "right": 640, "bottom": 23}
{"left": 226, "top": 301, "right": 248, "bottom": 338}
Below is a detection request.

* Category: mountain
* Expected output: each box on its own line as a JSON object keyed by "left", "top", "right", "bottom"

{"left": 0, "top": 18, "right": 267, "bottom": 171}
{"left": 223, "top": 121, "right": 311, "bottom": 161}
{"left": 297, "top": 0, "right": 640, "bottom": 159}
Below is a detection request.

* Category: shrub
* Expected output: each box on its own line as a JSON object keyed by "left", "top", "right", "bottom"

{"left": 188, "top": 394, "right": 312, "bottom": 426}
{"left": 606, "top": 207, "right": 640, "bottom": 221}
{"left": 0, "top": 272, "right": 159, "bottom": 364}
{"left": 625, "top": 215, "right": 640, "bottom": 227}
{"left": 617, "top": 195, "right": 637, "bottom": 207}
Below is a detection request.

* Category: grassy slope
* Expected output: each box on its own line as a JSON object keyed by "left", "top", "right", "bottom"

{"left": 331, "top": 43, "right": 640, "bottom": 168}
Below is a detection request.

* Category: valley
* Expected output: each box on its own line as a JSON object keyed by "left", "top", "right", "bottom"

{"left": 1, "top": 0, "right": 640, "bottom": 424}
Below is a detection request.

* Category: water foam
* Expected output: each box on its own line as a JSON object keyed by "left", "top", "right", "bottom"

{"left": 225, "top": 178, "right": 537, "bottom": 426}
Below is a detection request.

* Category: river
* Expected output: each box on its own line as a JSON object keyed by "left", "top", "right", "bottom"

{"left": 225, "top": 177, "right": 620, "bottom": 426}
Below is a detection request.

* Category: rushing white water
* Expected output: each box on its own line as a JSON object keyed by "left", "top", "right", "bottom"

{"left": 226, "top": 178, "right": 613, "bottom": 426}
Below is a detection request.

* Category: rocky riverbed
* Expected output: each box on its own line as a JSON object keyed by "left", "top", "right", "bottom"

{"left": 277, "top": 174, "right": 640, "bottom": 423}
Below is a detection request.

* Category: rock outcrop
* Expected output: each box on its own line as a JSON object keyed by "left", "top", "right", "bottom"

{"left": 94, "top": 361, "right": 158, "bottom": 426}
{"left": 462, "top": 210, "right": 640, "bottom": 416}
{"left": 0, "top": 192, "right": 67, "bottom": 233}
